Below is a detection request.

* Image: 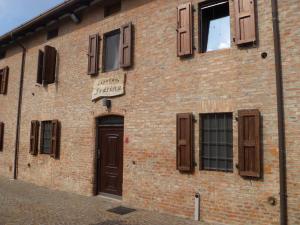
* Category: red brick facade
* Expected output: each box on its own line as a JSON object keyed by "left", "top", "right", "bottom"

{"left": 0, "top": 0, "right": 299, "bottom": 224}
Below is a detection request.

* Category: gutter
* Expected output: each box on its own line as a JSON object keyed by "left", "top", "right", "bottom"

{"left": 271, "top": 0, "right": 288, "bottom": 224}
{"left": 13, "top": 38, "right": 26, "bottom": 180}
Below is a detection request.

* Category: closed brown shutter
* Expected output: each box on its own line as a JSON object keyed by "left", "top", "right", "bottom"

{"left": 30, "top": 121, "right": 39, "bottom": 155}
{"left": 43, "top": 45, "right": 57, "bottom": 84}
{"left": 37, "top": 50, "right": 44, "bottom": 84}
{"left": 0, "top": 67, "right": 9, "bottom": 94}
{"left": 120, "top": 22, "right": 133, "bottom": 68}
{"left": 177, "top": 3, "right": 193, "bottom": 57}
{"left": 0, "top": 122, "right": 3, "bottom": 151}
{"left": 88, "top": 34, "right": 100, "bottom": 75}
{"left": 238, "top": 109, "right": 261, "bottom": 177}
{"left": 50, "top": 120, "right": 60, "bottom": 159}
{"left": 234, "top": 0, "right": 257, "bottom": 45}
{"left": 176, "top": 113, "right": 193, "bottom": 172}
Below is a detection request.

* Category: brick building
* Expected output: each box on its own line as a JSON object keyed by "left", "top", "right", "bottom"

{"left": 0, "top": 0, "right": 299, "bottom": 224}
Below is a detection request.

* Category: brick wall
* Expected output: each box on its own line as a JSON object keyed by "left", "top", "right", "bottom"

{"left": 0, "top": 0, "right": 298, "bottom": 224}
{"left": 278, "top": 0, "right": 300, "bottom": 224}
{"left": 0, "top": 46, "right": 22, "bottom": 178}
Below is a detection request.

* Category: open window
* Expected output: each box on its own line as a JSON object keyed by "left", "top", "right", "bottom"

{"left": 199, "top": 0, "right": 230, "bottom": 53}
{"left": 0, "top": 49, "right": 6, "bottom": 60}
{"left": 0, "top": 67, "right": 9, "bottom": 95}
{"left": 47, "top": 28, "right": 59, "bottom": 40}
{"left": 103, "top": 29, "right": 120, "bottom": 72}
{"left": 0, "top": 122, "right": 4, "bottom": 152}
{"left": 104, "top": 0, "right": 121, "bottom": 18}
{"left": 37, "top": 45, "right": 57, "bottom": 85}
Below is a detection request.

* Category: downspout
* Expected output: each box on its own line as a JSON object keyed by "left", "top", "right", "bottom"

{"left": 12, "top": 34, "right": 26, "bottom": 180}
{"left": 271, "top": 1, "right": 288, "bottom": 225}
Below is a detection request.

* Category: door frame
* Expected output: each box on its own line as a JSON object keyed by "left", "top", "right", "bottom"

{"left": 94, "top": 115, "right": 124, "bottom": 196}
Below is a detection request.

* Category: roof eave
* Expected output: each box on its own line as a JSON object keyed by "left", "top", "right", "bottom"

{"left": 0, "top": 0, "right": 104, "bottom": 48}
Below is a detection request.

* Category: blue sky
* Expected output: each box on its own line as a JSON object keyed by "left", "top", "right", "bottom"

{"left": 0, "top": 0, "right": 64, "bottom": 35}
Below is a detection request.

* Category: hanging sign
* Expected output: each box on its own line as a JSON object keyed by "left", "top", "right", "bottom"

{"left": 92, "top": 73, "right": 125, "bottom": 101}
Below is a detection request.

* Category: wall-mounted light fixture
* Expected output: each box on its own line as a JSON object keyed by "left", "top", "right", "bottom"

{"left": 102, "top": 98, "right": 111, "bottom": 109}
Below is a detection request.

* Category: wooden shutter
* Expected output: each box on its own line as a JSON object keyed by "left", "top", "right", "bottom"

{"left": 43, "top": 45, "right": 57, "bottom": 84}
{"left": 50, "top": 120, "right": 60, "bottom": 159}
{"left": 177, "top": 3, "right": 193, "bottom": 57}
{"left": 176, "top": 113, "right": 193, "bottom": 172}
{"left": 0, "top": 67, "right": 9, "bottom": 94}
{"left": 30, "top": 121, "right": 39, "bottom": 155}
{"left": 0, "top": 122, "right": 4, "bottom": 151}
{"left": 120, "top": 22, "right": 133, "bottom": 68}
{"left": 88, "top": 34, "right": 100, "bottom": 75}
{"left": 37, "top": 50, "right": 44, "bottom": 84}
{"left": 234, "top": 0, "right": 257, "bottom": 45}
{"left": 238, "top": 109, "right": 261, "bottom": 177}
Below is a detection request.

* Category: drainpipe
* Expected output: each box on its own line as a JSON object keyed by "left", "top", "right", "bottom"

{"left": 12, "top": 34, "right": 26, "bottom": 180}
{"left": 271, "top": 1, "right": 287, "bottom": 225}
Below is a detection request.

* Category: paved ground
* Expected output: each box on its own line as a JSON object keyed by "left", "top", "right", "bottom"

{"left": 0, "top": 177, "right": 211, "bottom": 225}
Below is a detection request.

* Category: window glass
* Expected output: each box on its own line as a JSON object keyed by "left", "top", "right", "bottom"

{"left": 99, "top": 116, "right": 124, "bottom": 125}
{"left": 104, "top": 31, "right": 120, "bottom": 72}
{"left": 42, "top": 121, "right": 52, "bottom": 154}
{"left": 201, "top": 113, "right": 233, "bottom": 172}
{"left": 200, "top": 1, "right": 230, "bottom": 52}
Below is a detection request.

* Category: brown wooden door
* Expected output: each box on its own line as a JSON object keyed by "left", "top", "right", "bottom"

{"left": 98, "top": 126, "right": 123, "bottom": 196}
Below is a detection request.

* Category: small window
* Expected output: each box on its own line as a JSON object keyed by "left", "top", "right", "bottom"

{"left": 0, "top": 49, "right": 6, "bottom": 60}
{"left": 41, "top": 121, "right": 52, "bottom": 154}
{"left": 200, "top": 113, "right": 233, "bottom": 172}
{"left": 0, "top": 70, "right": 2, "bottom": 90}
{"left": 0, "top": 122, "right": 4, "bottom": 152}
{"left": 104, "top": 1, "right": 121, "bottom": 17}
{"left": 0, "top": 67, "right": 9, "bottom": 95}
{"left": 37, "top": 45, "right": 57, "bottom": 85}
{"left": 103, "top": 30, "right": 120, "bottom": 72}
{"left": 47, "top": 28, "right": 59, "bottom": 40}
{"left": 199, "top": 0, "right": 230, "bottom": 53}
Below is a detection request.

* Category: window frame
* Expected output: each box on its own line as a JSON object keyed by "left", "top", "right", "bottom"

{"left": 104, "top": 1, "right": 121, "bottom": 18}
{"left": 0, "top": 67, "right": 8, "bottom": 95}
{"left": 0, "top": 69, "right": 3, "bottom": 93}
{"left": 40, "top": 121, "right": 53, "bottom": 155}
{"left": 36, "top": 45, "right": 57, "bottom": 86}
{"left": 102, "top": 29, "right": 121, "bottom": 73}
{"left": 199, "top": 112, "right": 233, "bottom": 172}
{"left": 198, "top": 0, "right": 231, "bottom": 53}
{"left": 0, "top": 49, "right": 6, "bottom": 60}
{"left": 47, "top": 28, "right": 59, "bottom": 40}
{"left": 0, "top": 122, "right": 4, "bottom": 152}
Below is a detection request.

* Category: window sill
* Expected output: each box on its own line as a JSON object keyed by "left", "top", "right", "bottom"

{"left": 200, "top": 168, "right": 233, "bottom": 173}
{"left": 199, "top": 47, "right": 232, "bottom": 55}
{"left": 35, "top": 82, "right": 56, "bottom": 87}
{"left": 39, "top": 152, "right": 51, "bottom": 155}
{"left": 35, "top": 83, "right": 42, "bottom": 87}
{"left": 102, "top": 67, "right": 121, "bottom": 74}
